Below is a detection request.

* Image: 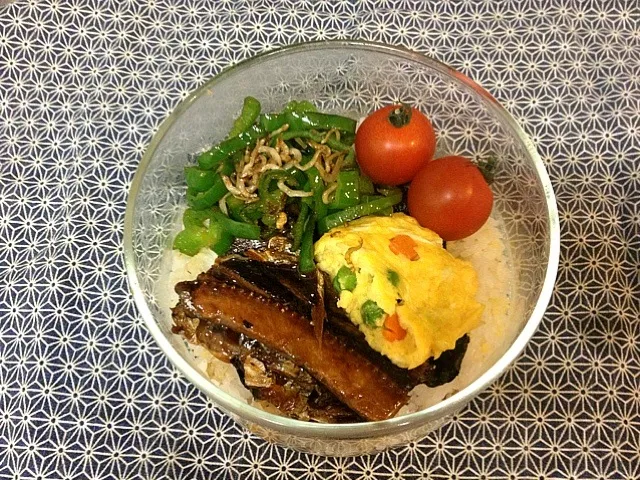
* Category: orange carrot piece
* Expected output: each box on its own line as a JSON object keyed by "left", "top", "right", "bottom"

{"left": 388, "top": 234, "right": 419, "bottom": 261}
{"left": 382, "top": 313, "right": 407, "bottom": 342}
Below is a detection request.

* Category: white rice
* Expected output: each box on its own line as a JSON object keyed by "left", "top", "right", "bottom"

{"left": 158, "top": 215, "right": 513, "bottom": 416}
{"left": 398, "top": 215, "right": 513, "bottom": 414}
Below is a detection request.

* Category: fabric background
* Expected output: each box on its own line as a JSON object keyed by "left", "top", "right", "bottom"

{"left": 0, "top": 1, "right": 638, "bottom": 478}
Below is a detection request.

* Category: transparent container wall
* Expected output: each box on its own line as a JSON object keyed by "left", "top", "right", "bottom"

{"left": 130, "top": 45, "right": 551, "bottom": 447}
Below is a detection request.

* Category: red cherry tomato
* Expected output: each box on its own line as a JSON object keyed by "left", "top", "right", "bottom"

{"left": 355, "top": 104, "right": 436, "bottom": 185}
{"left": 407, "top": 156, "right": 493, "bottom": 241}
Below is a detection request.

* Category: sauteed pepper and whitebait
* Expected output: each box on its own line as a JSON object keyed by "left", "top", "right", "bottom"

{"left": 173, "top": 97, "right": 403, "bottom": 272}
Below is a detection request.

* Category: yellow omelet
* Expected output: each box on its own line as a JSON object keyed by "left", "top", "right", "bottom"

{"left": 314, "top": 213, "right": 483, "bottom": 370}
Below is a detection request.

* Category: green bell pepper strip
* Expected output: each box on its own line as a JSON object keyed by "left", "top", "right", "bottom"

{"left": 298, "top": 213, "right": 316, "bottom": 273}
{"left": 227, "top": 96, "right": 261, "bottom": 138}
{"left": 358, "top": 174, "right": 375, "bottom": 195}
{"left": 211, "top": 230, "right": 235, "bottom": 255}
{"left": 236, "top": 189, "right": 285, "bottom": 226}
{"left": 210, "top": 208, "right": 261, "bottom": 240}
{"left": 260, "top": 111, "right": 356, "bottom": 135}
{"left": 329, "top": 170, "right": 360, "bottom": 209}
{"left": 259, "top": 190, "right": 287, "bottom": 231}
{"left": 317, "top": 191, "right": 403, "bottom": 234}
{"left": 341, "top": 131, "right": 355, "bottom": 147}
{"left": 290, "top": 168, "right": 308, "bottom": 189}
{"left": 225, "top": 195, "right": 246, "bottom": 222}
{"left": 182, "top": 208, "right": 211, "bottom": 228}
{"left": 209, "top": 217, "right": 235, "bottom": 256}
{"left": 278, "top": 129, "right": 352, "bottom": 152}
{"left": 377, "top": 186, "right": 403, "bottom": 198}
{"left": 258, "top": 113, "right": 284, "bottom": 132}
{"left": 291, "top": 202, "right": 309, "bottom": 251}
{"left": 351, "top": 199, "right": 393, "bottom": 217}
{"left": 292, "top": 111, "right": 356, "bottom": 133}
{"left": 303, "top": 166, "right": 328, "bottom": 220}
{"left": 173, "top": 220, "right": 233, "bottom": 257}
{"left": 333, "top": 266, "right": 357, "bottom": 292}
{"left": 239, "top": 201, "right": 266, "bottom": 223}
{"left": 359, "top": 195, "right": 382, "bottom": 203}
{"left": 283, "top": 100, "right": 317, "bottom": 113}
{"left": 197, "top": 124, "right": 264, "bottom": 170}
{"left": 256, "top": 173, "right": 296, "bottom": 234}
{"left": 342, "top": 147, "right": 356, "bottom": 169}
{"left": 361, "top": 300, "right": 385, "bottom": 327}
{"left": 173, "top": 227, "right": 210, "bottom": 256}
{"left": 186, "top": 157, "right": 235, "bottom": 210}
{"left": 184, "top": 167, "right": 217, "bottom": 192}
{"left": 375, "top": 206, "right": 394, "bottom": 216}
{"left": 258, "top": 169, "right": 299, "bottom": 196}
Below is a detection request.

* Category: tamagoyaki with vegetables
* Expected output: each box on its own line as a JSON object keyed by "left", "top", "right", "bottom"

{"left": 314, "top": 213, "right": 484, "bottom": 370}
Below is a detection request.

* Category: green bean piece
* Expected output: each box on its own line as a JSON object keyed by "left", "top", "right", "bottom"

{"left": 317, "top": 191, "right": 403, "bottom": 234}
{"left": 227, "top": 96, "right": 261, "bottom": 138}
{"left": 186, "top": 158, "right": 235, "bottom": 210}
{"left": 329, "top": 170, "right": 360, "bottom": 209}
{"left": 299, "top": 213, "right": 316, "bottom": 273}
{"left": 361, "top": 300, "right": 385, "bottom": 327}
{"left": 333, "top": 266, "right": 357, "bottom": 292}
{"left": 184, "top": 167, "right": 217, "bottom": 192}
{"left": 197, "top": 124, "right": 264, "bottom": 170}
{"left": 292, "top": 202, "right": 309, "bottom": 251}
{"left": 210, "top": 208, "right": 261, "bottom": 240}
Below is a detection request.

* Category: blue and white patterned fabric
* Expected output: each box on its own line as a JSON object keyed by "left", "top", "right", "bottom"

{"left": 0, "top": 1, "right": 638, "bottom": 478}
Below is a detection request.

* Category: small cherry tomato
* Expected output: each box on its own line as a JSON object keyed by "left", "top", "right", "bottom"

{"left": 407, "top": 156, "right": 493, "bottom": 241}
{"left": 355, "top": 104, "right": 436, "bottom": 185}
